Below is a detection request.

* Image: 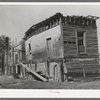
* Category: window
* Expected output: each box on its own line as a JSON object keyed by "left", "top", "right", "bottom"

{"left": 28, "top": 43, "right": 31, "bottom": 55}
{"left": 77, "top": 31, "right": 86, "bottom": 54}
{"left": 29, "top": 43, "right": 31, "bottom": 51}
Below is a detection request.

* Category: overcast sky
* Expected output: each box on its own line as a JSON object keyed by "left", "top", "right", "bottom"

{"left": 0, "top": 4, "right": 100, "bottom": 52}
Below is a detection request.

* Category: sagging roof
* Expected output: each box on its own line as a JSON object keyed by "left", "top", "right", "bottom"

{"left": 24, "top": 13, "right": 99, "bottom": 40}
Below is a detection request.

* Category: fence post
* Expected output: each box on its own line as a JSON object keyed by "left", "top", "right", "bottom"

{"left": 83, "top": 67, "right": 86, "bottom": 78}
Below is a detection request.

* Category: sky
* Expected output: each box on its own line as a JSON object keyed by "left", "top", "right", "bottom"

{"left": 0, "top": 3, "right": 100, "bottom": 52}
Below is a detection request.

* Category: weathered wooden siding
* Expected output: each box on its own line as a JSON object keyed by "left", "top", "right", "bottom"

{"left": 62, "top": 24, "right": 99, "bottom": 74}
{"left": 62, "top": 24, "right": 99, "bottom": 58}
{"left": 64, "top": 58, "right": 99, "bottom": 74}
{"left": 25, "top": 25, "right": 63, "bottom": 62}
{"left": 62, "top": 25, "right": 77, "bottom": 55}
{"left": 86, "top": 29, "right": 99, "bottom": 57}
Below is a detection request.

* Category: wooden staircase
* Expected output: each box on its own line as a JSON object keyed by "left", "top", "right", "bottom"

{"left": 20, "top": 62, "right": 47, "bottom": 82}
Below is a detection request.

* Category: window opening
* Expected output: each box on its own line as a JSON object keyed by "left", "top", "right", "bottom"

{"left": 77, "top": 31, "right": 86, "bottom": 54}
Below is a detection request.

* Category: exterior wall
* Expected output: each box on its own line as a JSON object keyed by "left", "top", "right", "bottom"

{"left": 62, "top": 24, "right": 100, "bottom": 74}
{"left": 62, "top": 24, "right": 77, "bottom": 55}
{"left": 25, "top": 25, "right": 63, "bottom": 81}
{"left": 25, "top": 25, "right": 63, "bottom": 62}
{"left": 64, "top": 58, "right": 99, "bottom": 74}
{"left": 62, "top": 24, "right": 99, "bottom": 58}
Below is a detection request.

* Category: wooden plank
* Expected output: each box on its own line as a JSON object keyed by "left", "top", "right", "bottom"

{"left": 87, "top": 45, "right": 98, "bottom": 47}
{"left": 86, "top": 35, "right": 97, "bottom": 38}
{"left": 87, "top": 49, "right": 98, "bottom": 53}
{"left": 63, "top": 32, "right": 75, "bottom": 36}
{"left": 64, "top": 48, "right": 77, "bottom": 51}
{"left": 67, "top": 68, "right": 99, "bottom": 73}
{"left": 64, "top": 50, "right": 77, "bottom": 54}
{"left": 64, "top": 46, "right": 77, "bottom": 50}
{"left": 63, "top": 36, "right": 76, "bottom": 42}
{"left": 86, "top": 39, "right": 98, "bottom": 41}
{"left": 20, "top": 62, "right": 47, "bottom": 82}
{"left": 66, "top": 64, "right": 99, "bottom": 68}
{"left": 67, "top": 60, "right": 99, "bottom": 64}
{"left": 64, "top": 54, "right": 98, "bottom": 58}
{"left": 64, "top": 44, "right": 76, "bottom": 48}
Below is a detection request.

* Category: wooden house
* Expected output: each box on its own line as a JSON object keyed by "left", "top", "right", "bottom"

{"left": 21, "top": 13, "right": 100, "bottom": 81}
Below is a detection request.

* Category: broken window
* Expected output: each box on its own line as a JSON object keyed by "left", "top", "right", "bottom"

{"left": 77, "top": 31, "right": 86, "bottom": 54}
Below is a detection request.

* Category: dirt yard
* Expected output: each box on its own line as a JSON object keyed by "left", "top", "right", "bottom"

{"left": 0, "top": 75, "right": 100, "bottom": 89}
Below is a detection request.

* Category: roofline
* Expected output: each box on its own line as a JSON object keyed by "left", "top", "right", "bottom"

{"left": 25, "top": 12, "right": 63, "bottom": 35}
{"left": 24, "top": 13, "right": 99, "bottom": 40}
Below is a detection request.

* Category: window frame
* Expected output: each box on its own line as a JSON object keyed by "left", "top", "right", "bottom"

{"left": 76, "top": 31, "right": 86, "bottom": 54}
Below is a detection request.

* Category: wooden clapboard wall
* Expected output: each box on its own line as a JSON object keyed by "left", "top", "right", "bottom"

{"left": 62, "top": 25, "right": 77, "bottom": 55}
{"left": 86, "top": 29, "right": 98, "bottom": 57}
{"left": 62, "top": 24, "right": 99, "bottom": 58}
{"left": 64, "top": 58, "right": 99, "bottom": 74}
{"left": 62, "top": 24, "right": 99, "bottom": 74}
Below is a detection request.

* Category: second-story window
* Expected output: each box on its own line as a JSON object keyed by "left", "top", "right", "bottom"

{"left": 29, "top": 43, "right": 31, "bottom": 51}
{"left": 77, "top": 31, "right": 86, "bottom": 54}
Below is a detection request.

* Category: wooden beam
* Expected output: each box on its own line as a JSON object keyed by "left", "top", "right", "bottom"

{"left": 20, "top": 62, "right": 47, "bottom": 82}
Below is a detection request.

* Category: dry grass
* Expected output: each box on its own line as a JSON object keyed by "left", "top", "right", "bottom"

{"left": 0, "top": 75, "right": 100, "bottom": 89}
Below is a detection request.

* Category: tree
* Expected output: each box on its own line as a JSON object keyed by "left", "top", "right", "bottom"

{"left": 0, "top": 35, "right": 11, "bottom": 53}
{"left": 0, "top": 35, "right": 11, "bottom": 74}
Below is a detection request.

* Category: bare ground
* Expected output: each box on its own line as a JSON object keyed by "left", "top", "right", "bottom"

{"left": 0, "top": 75, "right": 100, "bottom": 89}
